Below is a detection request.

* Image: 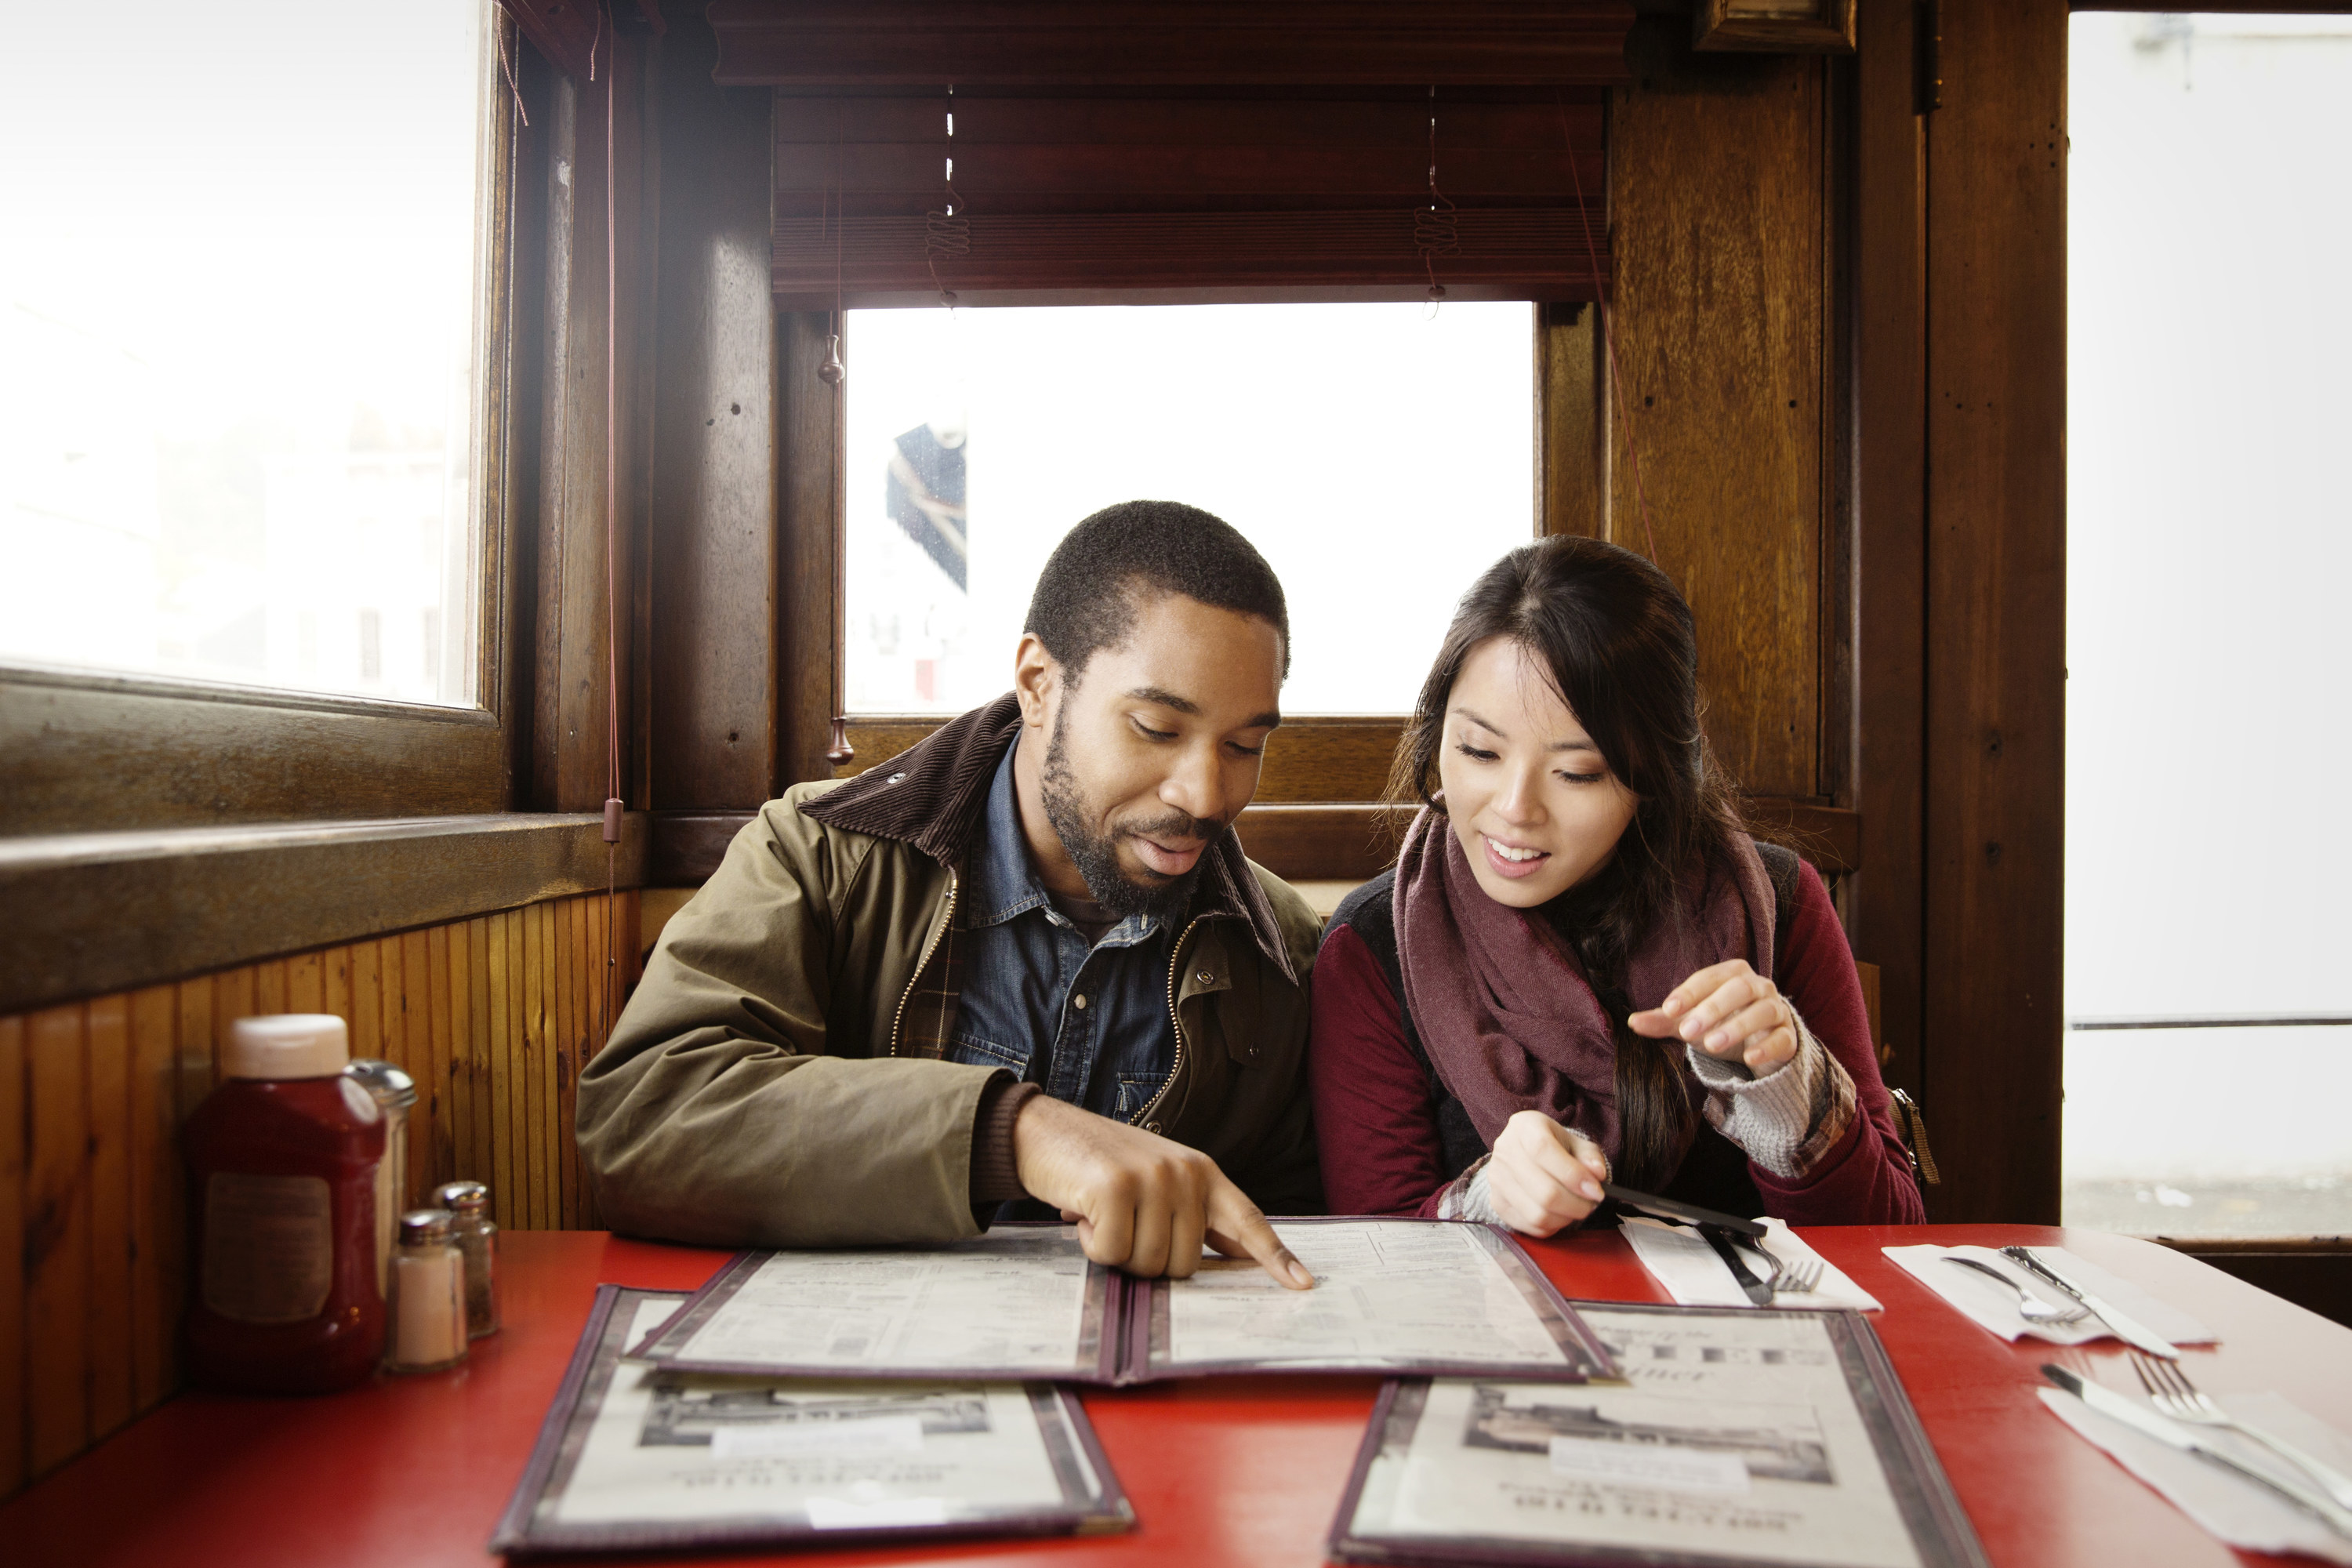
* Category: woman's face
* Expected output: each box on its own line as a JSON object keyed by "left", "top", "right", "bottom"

{"left": 1436, "top": 637, "right": 1641, "bottom": 909}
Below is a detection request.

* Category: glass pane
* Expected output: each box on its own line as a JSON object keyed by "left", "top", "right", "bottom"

{"left": 2063, "top": 13, "right": 2352, "bottom": 1232}
{"left": 0, "top": 1, "right": 492, "bottom": 707}
{"left": 842, "top": 302, "right": 1536, "bottom": 715}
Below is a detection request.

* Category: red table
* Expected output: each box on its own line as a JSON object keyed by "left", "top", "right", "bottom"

{"left": 8, "top": 1225, "right": 2350, "bottom": 1566}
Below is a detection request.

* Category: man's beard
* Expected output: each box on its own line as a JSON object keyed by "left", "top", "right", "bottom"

{"left": 1039, "top": 705, "right": 1216, "bottom": 922}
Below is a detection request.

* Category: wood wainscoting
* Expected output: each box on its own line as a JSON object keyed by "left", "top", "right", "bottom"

{"left": 0, "top": 889, "right": 641, "bottom": 1497}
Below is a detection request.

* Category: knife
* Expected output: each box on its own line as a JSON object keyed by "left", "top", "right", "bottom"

{"left": 2003, "top": 1246, "right": 2183, "bottom": 1359}
{"left": 1602, "top": 1181, "right": 1767, "bottom": 1239}
{"left": 1701, "top": 1224, "right": 1777, "bottom": 1305}
{"left": 2041, "top": 1366, "right": 2352, "bottom": 1538}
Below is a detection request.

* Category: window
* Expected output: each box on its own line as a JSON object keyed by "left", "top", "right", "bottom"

{"left": 841, "top": 301, "right": 1537, "bottom": 717}
{"left": 2063, "top": 12, "right": 2352, "bottom": 1236}
{"left": 0, "top": 0, "right": 492, "bottom": 709}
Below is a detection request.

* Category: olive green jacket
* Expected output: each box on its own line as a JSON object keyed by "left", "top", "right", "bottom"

{"left": 576, "top": 696, "right": 1325, "bottom": 1247}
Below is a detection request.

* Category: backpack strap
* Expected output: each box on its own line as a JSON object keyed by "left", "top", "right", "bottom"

{"left": 1753, "top": 840, "right": 1803, "bottom": 976}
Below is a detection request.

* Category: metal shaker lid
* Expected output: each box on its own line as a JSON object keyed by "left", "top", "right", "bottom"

{"left": 399, "top": 1208, "right": 455, "bottom": 1247}
{"left": 434, "top": 1180, "right": 490, "bottom": 1214}
{"left": 345, "top": 1058, "right": 418, "bottom": 1110}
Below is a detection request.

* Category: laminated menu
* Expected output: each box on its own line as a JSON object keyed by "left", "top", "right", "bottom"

{"left": 492, "top": 1287, "right": 1134, "bottom": 1555}
{"left": 626, "top": 1218, "right": 1617, "bottom": 1386}
{"left": 1328, "top": 1303, "right": 1989, "bottom": 1568}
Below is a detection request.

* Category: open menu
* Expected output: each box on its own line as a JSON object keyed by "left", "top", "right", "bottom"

{"left": 1329, "top": 1303, "right": 1988, "bottom": 1568}
{"left": 626, "top": 1218, "right": 1616, "bottom": 1386}
{"left": 491, "top": 1287, "right": 1134, "bottom": 1556}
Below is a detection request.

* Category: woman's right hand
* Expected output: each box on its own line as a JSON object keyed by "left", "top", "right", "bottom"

{"left": 1484, "top": 1111, "right": 1613, "bottom": 1236}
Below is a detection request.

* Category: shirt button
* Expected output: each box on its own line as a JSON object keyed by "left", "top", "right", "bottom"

{"left": 1145, "top": 1121, "right": 1163, "bottom": 1134}
{"left": 1071, "top": 994, "right": 1088, "bottom": 1011}
{"left": 1196, "top": 970, "right": 1214, "bottom": 983}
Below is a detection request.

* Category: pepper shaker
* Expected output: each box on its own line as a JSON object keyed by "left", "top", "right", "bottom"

{"left": 433, "top": 1180, "right": 501, "bottom": 1339}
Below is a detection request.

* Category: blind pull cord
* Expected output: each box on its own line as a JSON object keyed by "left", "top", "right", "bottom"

{"left": 601, "top": 8, "right": 622, "bottom": 1048}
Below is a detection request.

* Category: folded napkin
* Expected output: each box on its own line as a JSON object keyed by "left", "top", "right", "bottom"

{"left": 1883, "top": 1243, "right": 2217, "bottom": 1347}
{"left": 1620, "top": 1217, "right": 1882, "bottom": 1310}
{"left": 2042, "top": 1385, "right": 2352, "bottom": 1564}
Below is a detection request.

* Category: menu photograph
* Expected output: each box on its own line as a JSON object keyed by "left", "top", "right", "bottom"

{"left": 1331, "top": 1305, "right": 1987, "bottom": 1568}
{"left": 493, "top": 1287, "right": 1132, "bottom": 1555}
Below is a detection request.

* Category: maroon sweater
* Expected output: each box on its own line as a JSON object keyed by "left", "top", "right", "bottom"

{"left": 1311, "top": 857, "right": 1924, "bottom": 1225}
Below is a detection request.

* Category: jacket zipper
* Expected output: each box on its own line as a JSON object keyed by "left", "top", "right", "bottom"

{"left": 887, "top": 874, "right": 959, "bottom": 1059}
{"left": 1133, "top": 913, "right": 1209, "bottom": 1130}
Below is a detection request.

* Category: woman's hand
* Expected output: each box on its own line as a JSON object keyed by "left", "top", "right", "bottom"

{"left": 1485, "top": 1112, "right": 1612, "bottom": 1236}
{"left": 1630, "top": 959, "right": 1798, "bottom": 1074}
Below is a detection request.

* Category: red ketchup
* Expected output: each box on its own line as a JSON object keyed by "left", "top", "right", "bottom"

{"left": 184, "top": 1014, "right": 387, "bottom": 1392}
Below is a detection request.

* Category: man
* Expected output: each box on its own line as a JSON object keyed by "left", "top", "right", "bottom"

{"left": 579, "top": 501, "right": 1322, "bottom": 1287}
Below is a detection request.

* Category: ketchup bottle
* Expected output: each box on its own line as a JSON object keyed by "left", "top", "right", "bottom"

{"left": 184, "top": 1014, "right": 387, "bottom": 1393}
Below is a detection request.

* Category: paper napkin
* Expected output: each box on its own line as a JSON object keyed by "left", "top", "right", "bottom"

{"left": 1883, "top": 1243, "right": 2216, "bottom": 1347}
{"left": 1620, "top": 1216, "right": 1882, "bottom": 1311}
{"left": 2042, "top": 1385, "right": 2352, "bottom": 1564}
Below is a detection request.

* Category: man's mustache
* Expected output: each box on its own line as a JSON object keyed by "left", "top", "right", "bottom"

{"left": 1121, "top": 808, "right": 1224, "bottom": 846}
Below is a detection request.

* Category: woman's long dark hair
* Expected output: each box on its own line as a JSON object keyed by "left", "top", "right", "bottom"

{"left": 1386, "top": 535, "right": 1749, "bottom": 1188}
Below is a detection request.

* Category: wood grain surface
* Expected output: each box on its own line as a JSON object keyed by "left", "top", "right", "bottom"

{"left": 648, "top": 16, "right": 782, "bottom": 813}
{"left": 1847, "top": 0, "right": 1930, "bottom": 1099}
{"left": 1918, "top": 0, "right": 2068, "bottom": 1224}
{"left": 1608, "top": 20, "right": 1828, "bottom": 802}
{"left": 0, "top": 891, "right": 641, "bottom": 1501}
{"left": 0, "top": 814, "right": 650, "bottom": 1016}
{"left": 708, "top": 1, "right": 1639, "bottom": 89}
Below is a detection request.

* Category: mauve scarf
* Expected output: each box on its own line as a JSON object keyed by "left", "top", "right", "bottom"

{"left": 1391, "top": 805, "right": 1778, "bottom": 1168}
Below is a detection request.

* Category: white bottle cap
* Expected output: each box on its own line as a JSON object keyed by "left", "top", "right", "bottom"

{"left": 223, "top": 1014, "right": 350, "bottom": 1080}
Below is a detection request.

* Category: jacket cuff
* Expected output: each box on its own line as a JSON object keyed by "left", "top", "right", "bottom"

{"left": 1688, "top": 1012, "right": 1857, "bottom": 1181}
{"left": 969, "top": 1075, "right": 1041, "bottom": 1203}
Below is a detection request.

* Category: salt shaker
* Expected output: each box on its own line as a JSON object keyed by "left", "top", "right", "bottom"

{"left": 434, "top": 1180, "right": 501, "bottom": 1339}
{"left": 387, "top": 1209, "right": 469, "bottom": 1374}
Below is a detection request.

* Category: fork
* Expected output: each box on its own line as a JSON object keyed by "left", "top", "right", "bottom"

{"left": 1942, "top": 1255, "right": 2091, "bottom": 1323}
{"left": 2132, "top": 1351, "right": 2352, "bottom": 1511}
{"left": 1772, "top": 1254, "right": 1826, "bottom": 1295}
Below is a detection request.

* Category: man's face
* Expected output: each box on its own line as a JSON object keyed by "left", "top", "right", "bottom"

{"left": 1023, "top": 592, "right": 1284, "bottom": 919}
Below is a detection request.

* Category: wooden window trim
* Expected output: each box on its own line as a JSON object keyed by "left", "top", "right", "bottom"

{"left": 0, "top": 812, "right": 648, "bottom": 1017}
{"left": 0, "top": 13, "right": 535, "bottom": 840}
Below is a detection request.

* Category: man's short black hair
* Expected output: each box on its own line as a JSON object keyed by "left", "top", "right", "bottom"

{"left": 1023, "top": 500, "right": 1290, "bottom": 684}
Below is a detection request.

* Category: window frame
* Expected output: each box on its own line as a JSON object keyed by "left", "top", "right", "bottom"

{"left": 0, "top": 5, "right": 530, "bottom": 837}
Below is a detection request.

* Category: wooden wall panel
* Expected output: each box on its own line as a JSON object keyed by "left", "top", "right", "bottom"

{"left": 1917, "top": 0, "right": 2068, "bottom": 1223}
{"left": 0, "top": 889, "right": 641, "bottom": 1500}
{"left": 1608, "top": 20, "right": 1829, "bottom": 801}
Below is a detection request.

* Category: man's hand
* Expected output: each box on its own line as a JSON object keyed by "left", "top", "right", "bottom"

{"left": 1628, "top": 959, "right": 1798, "bottom": 1075}
{"left": 1011, "top": 1094, "right": 1314, "bottom": 1289}
{"left": 1486, "top": 1112, "right": 1611, "bottom": 1236}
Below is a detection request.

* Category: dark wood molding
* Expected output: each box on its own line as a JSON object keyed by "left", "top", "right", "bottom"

{"left": 2158, "top": 1240, "right": 2352, "bottom": 1330}
{"left": 1846, "top": 0, "right": 1929, "bottom": 1107}
{"left": 1917, "top": 0, "right": 2069, "bottom": 1224}
{"left": 529, "top": 42, "right": 651, "bottom": 815}
{"left": 648, "top": 7, "right": 784, "bottom": 811}
{"left": 777, "top": 309, "right": 846, "bottom": 789}
{"left": 0, "top": 681, "right": 511, "bottom": 839}
{"left": 1693, "top": 0, "right": 1857, "bottom": 53}
{"left": 0, "top": 815, "right": 650, "bottom": 1015}
{"left": 707, "top": 2, "right": 1639, "bottom": 89}
{"left": 645, "top": 796, "right": 1859, "bottom": 888}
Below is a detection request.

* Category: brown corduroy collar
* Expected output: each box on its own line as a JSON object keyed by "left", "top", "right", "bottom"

{"left": 797, "top": 693, "right": 1298, "bottom": 985}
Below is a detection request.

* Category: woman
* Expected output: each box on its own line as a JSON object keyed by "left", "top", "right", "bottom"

{"left": 1312, "top": 536, "right": 1922, "bottom": 1232}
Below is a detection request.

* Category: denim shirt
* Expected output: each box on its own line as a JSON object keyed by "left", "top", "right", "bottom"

{"left": 945, "top": 745, "right": 1179, "bottom": 1123}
